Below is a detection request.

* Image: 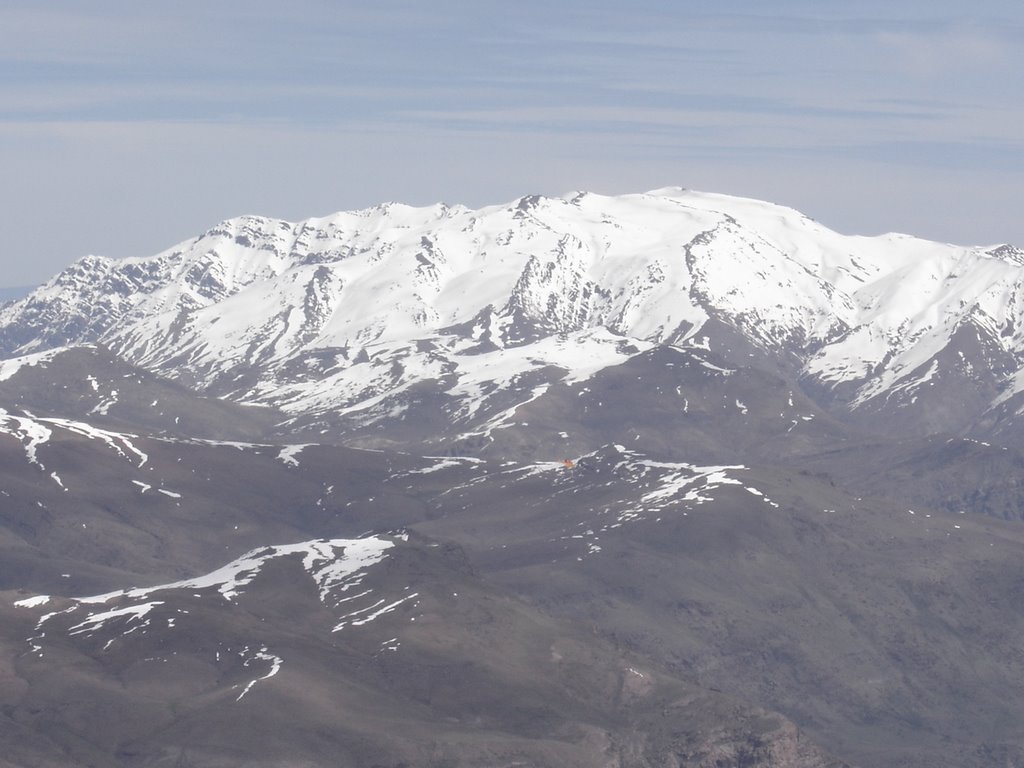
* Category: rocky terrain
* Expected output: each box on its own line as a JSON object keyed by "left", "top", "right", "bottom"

{"left": 3, "top": 189, "right": 1024, "bottom": 767}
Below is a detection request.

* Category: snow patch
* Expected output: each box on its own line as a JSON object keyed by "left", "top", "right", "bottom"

{"left": 277, "top": 444, "right": 311, "bottom": 467}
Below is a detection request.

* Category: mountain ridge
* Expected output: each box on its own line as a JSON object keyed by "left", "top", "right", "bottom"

{"left": 3, "top": 188, "right": 1024, "bottom": 453}
{"left": 5, "top": 188, "right": 1024, "bottom": 766}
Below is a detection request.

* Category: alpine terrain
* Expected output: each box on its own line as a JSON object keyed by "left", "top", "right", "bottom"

{"left": 3, "top": 188, "right": 1024, "bottom": 768}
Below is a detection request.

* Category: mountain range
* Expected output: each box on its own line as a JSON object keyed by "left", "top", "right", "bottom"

{"left": 3, "top": 189, "right": 1024, "bottom": 767}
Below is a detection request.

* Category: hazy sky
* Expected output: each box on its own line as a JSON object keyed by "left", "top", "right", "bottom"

{"left": 2, "top": 1, "right": 1023, "bottom": 287}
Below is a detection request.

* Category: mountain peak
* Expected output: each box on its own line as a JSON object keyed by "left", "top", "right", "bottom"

{"left": 2, "top": 189, "right": 1023, "bottom": 448}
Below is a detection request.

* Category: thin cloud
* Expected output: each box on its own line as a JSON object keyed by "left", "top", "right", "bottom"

{"left": 1, "top": 2, "right": 1023, "bottom": 285}
{"left": 874, "top": 24, "right": 1016, "bottom": 77}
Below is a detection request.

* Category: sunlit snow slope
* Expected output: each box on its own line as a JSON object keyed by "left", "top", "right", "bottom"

{"left": 2, "top": 188, "right": 1023, "bottom": 440}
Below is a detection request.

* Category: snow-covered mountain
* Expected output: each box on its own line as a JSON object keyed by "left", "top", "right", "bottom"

{"left": 8, "top": 189, "right": 1024, "bottom": 768}
{"left": 4, "top": 188, "right": 1023, "bottom": 446}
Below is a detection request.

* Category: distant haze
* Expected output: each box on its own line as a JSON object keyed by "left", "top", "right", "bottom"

{"left": 2, "top": 1, "right": 1022, "bottom": 287}
{"left": 0, "top": 286, "right": 33, "bottom": 303}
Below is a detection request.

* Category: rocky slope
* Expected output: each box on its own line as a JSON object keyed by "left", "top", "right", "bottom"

{"left": 4, "top": 189, "right": 1024, "bottom": 767}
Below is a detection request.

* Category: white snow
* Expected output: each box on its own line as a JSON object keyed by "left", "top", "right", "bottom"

{"left": 67, "top": 601, "right": 163, "bottom": 636}
{"left": 0, "top": 409, "right": 52, "bottom": 468}
{"left": 334, "top": 592, "right": 419, "bottom": 631}
{"left": 4, "top": 188, "right": 1024, "bottom": 425}
{"left": 402, "top": 455, "right": 482, "bottom": 475}
{"left": 510, "top": 445, "right": 775, "bottom": 558}
{"left": 635, "top": 459, "right": 746, "bottom": 506}
{"left": 277, "top": 444, "right": 310, "bottom": 466}
{"left": 40, "top": 417, "right": 148, "bottom": 467}
{"left": 235, "top": 647, "right": 283, "bottom": 701}
{"left": 14, "top": 595, "right": 51, "bottom": 608}
{"left": 17, "top": 535, "right": 406, "bottom": 657}
{"left": 73, "top": 536, "right": 397, "bottom": 605}
{"left": 0, "top": 348, "right": 69, "bottom": 381}
{"left": 0, "top": 409, "right": 148, "bottom": 470}
{"left": 90, "top": 388, "right": 119, "bottom": 416}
